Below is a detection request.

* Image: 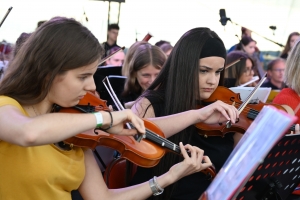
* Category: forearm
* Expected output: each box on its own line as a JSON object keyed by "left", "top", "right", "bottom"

{"left": 1, "top": 109, "right": 112, "bottom": 146}
{"left": 22, "top": 112, "right": 106, "bottom": 145}
{"left": 108, "top": 171, "right": 174, "bottom": 200}
{"left": 80, "top": 149, "right": 177, "bottom": 200}
{"left": 149, "top": 110, "right": 200, "bottom": 138}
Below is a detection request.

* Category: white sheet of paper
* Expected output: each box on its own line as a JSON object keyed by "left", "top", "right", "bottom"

{"left": 229, "top": 87, "right": 271, "bottom": 103}
{"left": 205, "top": 106, "right": 296, "bottom": 200}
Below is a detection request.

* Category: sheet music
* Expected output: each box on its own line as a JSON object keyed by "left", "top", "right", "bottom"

{"left": 205, "top": 106, "right": 296, "bottom": 200}
{"left": 229, "top": 87, "right": 271, "bottom": 103}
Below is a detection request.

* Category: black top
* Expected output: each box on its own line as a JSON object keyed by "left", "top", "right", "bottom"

{"left": 280, "top": 53, "right": 288, "bottom": 59}
{"left": 102, "top": 42, "right": 120, "bottom": 58}
{"left": 130, "top": 95, "right": 234, "bottom": 200}
{"left": 261, "top": 79, "right": 286, "bottom": 90}
{"left": 224, "top": 78, "right": 237, "bottom": 88}
{"left": 121, "top": 92, "right": 141, "bottom": 104}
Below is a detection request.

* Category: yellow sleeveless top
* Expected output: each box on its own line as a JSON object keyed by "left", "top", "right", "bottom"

{"left": 0, "top": 96, "right": 85, "bottom": 200}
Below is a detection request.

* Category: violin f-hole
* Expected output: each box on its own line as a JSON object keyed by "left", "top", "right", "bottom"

{"left": 230, "top": 97, "right": 236, "bottom": 104}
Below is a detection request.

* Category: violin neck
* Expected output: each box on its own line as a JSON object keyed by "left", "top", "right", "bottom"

{"left": 145, "top": 130, "right": 181, "bottom": 154}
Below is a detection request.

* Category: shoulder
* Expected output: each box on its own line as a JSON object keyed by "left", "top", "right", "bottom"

{"left": 0, "top": 96, "right": 21, "bottom": 107}
{"left": 273, "top": 88, "right": 299, "bottom": 108}
{"left": 280, "top": 53, "right": 288, "bottom": 59}
{"left": 261, "top": 80, "right": 277, "bottom": 89}
{"left": 261, "top": 80, "right": 271, "bottom": 87}
{"left": 0, "top": 96, "right": 27, "bottom": 115}
{"left": 131, "top": 97, "right": 155, "bottom": 118}
{"left": 276, "top": 88, "right": 297, "bottom": 97}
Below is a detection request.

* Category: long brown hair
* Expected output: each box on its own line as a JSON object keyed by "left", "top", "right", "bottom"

{"left": 281, "top": 32, "right": 300, "bottom": 56}
{"left": 225, "top": 51, "right": 254, "bottom": 86}
{"left": 0, "top": 17, "right": 103, "bottom": 105}
{"left": 122, "top": 43, "right": 166, "bottom": 96}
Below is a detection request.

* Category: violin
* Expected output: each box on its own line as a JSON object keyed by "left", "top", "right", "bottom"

{"left": 57, "top": 92, "right": 216, "bottom": 179}
{"left": 194, "top": 86, "right": 296, "bottom": 137}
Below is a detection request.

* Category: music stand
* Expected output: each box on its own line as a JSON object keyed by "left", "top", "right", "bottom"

{"left": 236, "top": 134, "right": 300, "bottom": 200}
{"left": 96, "top": 66, "right": 122, "bottom": 76}
{"left": 94, "top": 66, "right": 123, "bottom": 99}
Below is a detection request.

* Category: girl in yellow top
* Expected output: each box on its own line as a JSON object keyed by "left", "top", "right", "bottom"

{"left": 0, "top": 17, "right": 238, "bottom": 200}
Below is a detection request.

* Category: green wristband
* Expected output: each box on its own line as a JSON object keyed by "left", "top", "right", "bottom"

{"left": 93, "top": 112, "right": 103, "bottom": 128}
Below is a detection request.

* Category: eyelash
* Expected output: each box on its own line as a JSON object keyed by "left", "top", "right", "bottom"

{"left": 199, "top": 70, "right": 222, "bottom": 74}
{"left": 199, "top": 70, "right": 208, "bottom": 74}
{"left": 79, "top": 76, "right": 87, "bottom": 80}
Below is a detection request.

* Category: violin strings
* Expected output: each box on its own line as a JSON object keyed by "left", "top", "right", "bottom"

{"left": 145, "top": 129, "right": 181, "bottom": 153}
{"left": 102, "top": 76, "right": 182, "bottom": 153}
{"left": 224, "top": 106, "right": 295, "bottom": 131}
{"left": 128, "top": 122, "right": 181, "bottom": 153}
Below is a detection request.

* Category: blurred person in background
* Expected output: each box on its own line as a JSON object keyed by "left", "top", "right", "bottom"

{"left": 280, "top": 32, "right": 300, "bottom": 59}
{"left": 104, "top": 46, "right": 125, "bottom": 66}
{"left": 261, "top": 58, "right": 287, "bottom": 90}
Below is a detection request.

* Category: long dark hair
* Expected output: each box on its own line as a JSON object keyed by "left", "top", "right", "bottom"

{"left": 281, "top": 32, "right": 300, "bottom": 56}
{"left": 0, "top": 17, "right": 103, "bottom": 105}
{"left": 141, "top": 27, "right": 226, "bottom": 199}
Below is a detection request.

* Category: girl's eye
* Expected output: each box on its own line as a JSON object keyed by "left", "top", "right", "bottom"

{"left": 199, "top": 70, "right": 208, "bottom": 74}
{"left": 80, "top": 76, "right": 87, "bottom": 80}
{"left": 216, "top": 71, "right": 222, "bottom": 74}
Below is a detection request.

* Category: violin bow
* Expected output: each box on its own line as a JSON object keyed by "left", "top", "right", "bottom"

{"left": 98, "top": 46, "right": 125, "bottom": 66}
{"left": 225, "top": 58, "right": 242, "bottom": 70}
{"left": 102, "top": 76, "right": 216, "bottom": 179}
{"left": 226, "top": 73, "right": 267, "bottom": 128}
{"left": 0, "top": 7, "right": 13, "bottom": 28}
{"left": 102, "top": 76, "right": 144, "bottom": 142}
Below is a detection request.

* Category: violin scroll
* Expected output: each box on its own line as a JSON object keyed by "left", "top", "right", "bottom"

{"left": 142, "top": 33, "right": 152, "bottom": 42}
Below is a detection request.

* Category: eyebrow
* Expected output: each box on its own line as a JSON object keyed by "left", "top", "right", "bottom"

{"left": 199, "top": 66, "right": 224, "bottom": 71}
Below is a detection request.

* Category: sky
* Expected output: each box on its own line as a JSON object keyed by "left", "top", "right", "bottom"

{"left": 0, "top": 0, "right": 299, "bottom": 51}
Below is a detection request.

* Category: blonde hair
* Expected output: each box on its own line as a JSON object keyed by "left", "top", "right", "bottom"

{"left": 284, "top": 39, "right": 300, "bottom": 94}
